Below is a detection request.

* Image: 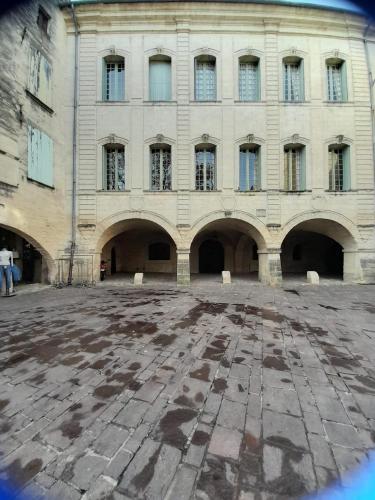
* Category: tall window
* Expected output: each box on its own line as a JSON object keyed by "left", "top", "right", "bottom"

{"left": 149, "top": 56, "right": 171, "bottom": 101}
{"left": 150, "top": 145, "right": 172, "bottom": 191}
{"left": 239, "top": 145, "right": 261, "bottom": 191}
{"left": 283, "top": 57, "right": 304, "bottom": 102}
{"left": 239, "top": 56, "right": 260, "bottom": 101}
{"left": 195, "top": 145, "right": 216, "bottom": 191}
{"left": 28, "top": 125, "right": 54, "bottom": 187}
{"left": 103, "top": 56, "right": 125, "bottom": 101}
{"left": 195, "top": 56, "right": 216, "bottom": 101}
{"left": 284, "top": 145, "right": 306, "bottom": 191}
{"left": 326, "top": 59, "right": 347, "bottom": 102}
{"left": 104, "top": 144, "right": 125, "bottom": 191}
{"left": 28, "top": 48, "right": 52, "bottom": 107}
{"left": 329, "top": 145, "right": 350, "bottom": 191}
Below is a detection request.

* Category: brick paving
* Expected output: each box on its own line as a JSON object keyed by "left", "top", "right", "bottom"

{"left": 0, "top": 283, "right": 374, "bottom": 499}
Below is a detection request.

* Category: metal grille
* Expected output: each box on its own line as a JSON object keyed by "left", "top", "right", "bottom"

{"left": 239, "top": 148, "right": 259, "bottom": 191}
{"left": 329, "top": 148, "right": 343, "bottom": 190}
{"left": 284, "top": 148, "right": 301, "bottom": 190}
{"left": 106, "top": 61, "right": 124, "bottom": 101}
{"left": 195, "top": 61, "right": 216, "bottom": 101}
{"left": 284, "top": 62, "right": 301, "bottom": 101}
{"left": 239, "top": 62, "right": 258, "bottom": 101}
{"left": 105, "top": 146, "right": 125, "bottom": 191}
{"left": 151, "top": 147, "right": 171, "bottom": 190}
{"left": 195, "top": 147, "right": 216, "bottom": 191}
{"left": 327, "top": 64, "right": 342, "bottom": 101}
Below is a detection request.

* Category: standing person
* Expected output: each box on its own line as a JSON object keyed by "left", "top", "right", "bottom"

{"left": 100, "top": 260, "right": 107, "bottom": 281}
{"left": 0, "top": 247, "right": 13, "bottom": 297}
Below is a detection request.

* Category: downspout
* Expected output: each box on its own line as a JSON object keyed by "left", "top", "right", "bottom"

{"left": 67, "top": 3, "right": 79, "bottom": 285}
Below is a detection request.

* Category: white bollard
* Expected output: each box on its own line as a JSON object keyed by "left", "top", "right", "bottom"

{"left": 307, "top": 271, "right": 319, "bottom": 285}
{"left": 134, "top": 273, "right": 143, "bottom": 285}
{"left": 222, "top": 271, "right": 231, "bottom": 284}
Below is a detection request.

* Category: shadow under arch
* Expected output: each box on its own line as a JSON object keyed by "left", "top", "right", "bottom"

{"left": 0, "top": 222, "right": 55, "bottom": 283}
{"left": 280, "top": 215, "right": 359, "bottom": 281}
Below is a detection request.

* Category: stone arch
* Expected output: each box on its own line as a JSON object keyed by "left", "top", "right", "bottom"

{"left": 280, "top": 211, "right": 359, "bottom": 250}
{"left": 188, "top": 211, "right": 270, "bottom": 251}
{"left": 280, "top": 212, "right": 360, "bottom": 282}
{"left": 0, "top": 222, "right": 55, "bottom": 282}
{"left": 96, "top": 211, "right": 180, "bottom": 254}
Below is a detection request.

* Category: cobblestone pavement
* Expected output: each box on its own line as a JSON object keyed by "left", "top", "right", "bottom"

{"left": 0, "top": 283, "right": 375, "bottom": 499}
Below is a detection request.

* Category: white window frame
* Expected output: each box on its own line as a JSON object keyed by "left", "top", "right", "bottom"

{"left": 144, "top": 48, "right": 176, "bottom": 102}
{"left": 150, "top": 144, "right": 172, "bottom": 191}
{"left": 238, "top": 56, "right": 260, "bottom": 102}
{"left": 96, "top": 136, "right": 129, "bottom": 191}
{"left": 103, "top": 144, "right": 126, "bottom": 191}
{"left": 239, "top": 145, "right": 261, "bottom": 191}
{"left": 284, "top": 146, "right": 306, "bottom": 191}
{"left": 194, "top": 145, "right": 217, "bottom": 191}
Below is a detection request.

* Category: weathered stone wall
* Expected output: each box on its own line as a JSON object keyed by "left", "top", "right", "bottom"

{"left": 0, "top": 0, "right": 71, "bottom": 281}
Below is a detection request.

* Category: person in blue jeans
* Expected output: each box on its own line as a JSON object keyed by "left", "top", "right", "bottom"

{"left": 0, "top": 247, "right": 13, "bottom": 297}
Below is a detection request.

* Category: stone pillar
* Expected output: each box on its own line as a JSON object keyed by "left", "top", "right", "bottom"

{"left": 258, "top": 249, "right": 282, "bottom": 286}
{"left": 177, "top": 249, "right": 190, "bottom": 285}
{"left": 344, "top": 249, "right": 375, "bottom": 283}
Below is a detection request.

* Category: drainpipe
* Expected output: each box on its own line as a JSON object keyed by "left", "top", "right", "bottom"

{"left": 363, "top": 23, "right": 375, "bottom": 182}
{"left": 67, "top": 3, "right": 79, "bottom": 286}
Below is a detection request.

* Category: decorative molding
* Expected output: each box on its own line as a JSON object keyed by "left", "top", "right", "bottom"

{"left": 292, "top": 133, "right": 300, "bottom": 143}
{"left": 156, "top": 134, "right": 164, "bottom": 143}
{"left": 247, "top": 134, "right": 255, "bottom": 143}
{"left": 337, "top": 134, "right": 344, "bottom": 144}
{"left": 201, "top": 133, "right": 209, "bottom": 143}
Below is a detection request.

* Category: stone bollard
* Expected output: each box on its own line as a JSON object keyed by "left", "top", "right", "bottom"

{"left": 222, "top": 271, "right": 231, "bottom": 284}
{"left": 307, "top": 271, "right": 319, "bottom": 285}
{"left": 134, "top": 273, "right": 143, "bottom": 285}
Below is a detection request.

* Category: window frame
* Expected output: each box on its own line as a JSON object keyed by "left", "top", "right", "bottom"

{"left": 194, "top": 55, "right": 217, "bottom": 102}
{"left": 282, "top": 56, "right": 304, "bottom": 102}
{"left": 328, "top": 144, "right": 350, "bottom": 191}
{"left": 102, "top": 143, "right": 126, "bottom": 192}
{"left": 194, "top": 144, "right": 217, "bottom": 191}
{"left": 148, "top": 55, "right": 172, "bottom": 102}
{"left": 238, "top": 55, "right": 260, "bottom": 102}
{"left": 102, "top": 55, "right": 125, "bottom": 102}
{"left": 326, "top": 57, "right": 348, "bottom": 102}
{"left": 239, "top": 144, "right": 261, "bottom": 191}
{"left": 283, "top": 144, "right": 306, "bottom": 191}
{"left": 37, "top": 6, "right": 50, "bottom": 36}
{"left": 150, "top": 144, "right": 172, "bottom": 191}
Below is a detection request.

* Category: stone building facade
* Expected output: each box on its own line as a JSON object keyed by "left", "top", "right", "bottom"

{"left": 0, "top": 0, "right": 375, "bottom": 285}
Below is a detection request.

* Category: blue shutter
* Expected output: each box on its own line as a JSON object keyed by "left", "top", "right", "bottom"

{"left": 255, "top": 147, "right": 261, "bottom": 189}
{"left": 341, "top": 61, "right": 348, "bottom": 101}
{"left": 256, "top": 62, "right": 261, "bottom": 101}
{"left": 28, "top": 125, "right": 53, "bottom": 187}
{"left": 149, "top": 60, "right": 171, "bottom": 101}
{"left": 342, "top": 146, "right": 350, "bottom": 191}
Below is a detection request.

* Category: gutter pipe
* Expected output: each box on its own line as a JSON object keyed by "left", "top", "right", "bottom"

{"left": 67, "top": 3, "right": 79, "bottom": 286}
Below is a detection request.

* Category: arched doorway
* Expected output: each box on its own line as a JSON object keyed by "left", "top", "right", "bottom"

{"left": 199, "top": 240, "right": 224, "bottom": 273}
{"left": 98, "top": 219, "right": 177, "bottom": 281}
{"left": 190, "top": 217, "right": 268, "bottom": 281}
{"left": 281, "top": 218, "right": 357, "bottom": 281}
{"left": 0, "top": 225, "right": 51, "bottom": 283}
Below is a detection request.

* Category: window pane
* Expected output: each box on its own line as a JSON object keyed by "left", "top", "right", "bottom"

{"left": 162, "top": 150, "right": 172, "bottom": 190}
{"left": 329, "top": 148, "right": 343, "bottom": 190}
{"left": 149, "top": 61, "right": 171, "bottom": 101}
{"left": 327, "top": 64, "right": 342, "bottom": 101}
{"left": 284, "top": 63, "right": 300, "bottom": 101}
{"left": 151, "top": 149, "right": 161, "bottom": 190}
{"left": 239, "top": 62, "right": 258, "bottom": 101}
{"left": 151, "top": 147, "right": 172, "bottom": 190}
{"left": 105, "top": 146, "right": 125, "bottom": 191}
{"left": 284, "top": 148, "right": 302, "bottom": 190}
{"left": 239, "top": 149, "right": 259, "bottom": 191}
{"left": 195, "top": 61, "right": 216, "bottom": 101}
{"left": 195, "top": 148, "right": 216, "bottom": 190}
{"left": 106, "top": 61, "right": 124, "bottom": 101}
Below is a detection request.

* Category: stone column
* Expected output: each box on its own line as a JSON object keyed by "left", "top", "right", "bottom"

{"left": 258, "top": 248, "right": 282, "bottom": 286}
{"left": 344, "top": 249, "right": 375, "bottom": 283}
{"left": 177, "top": 249, "right": 190, "bottom": 285}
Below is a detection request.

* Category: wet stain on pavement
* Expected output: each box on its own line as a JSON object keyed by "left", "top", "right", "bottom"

{"left": 263, "top": 356, "right": 289, "bottom": 371}
{"left": 157, "top": 407, "right": 197, "bottom": 449}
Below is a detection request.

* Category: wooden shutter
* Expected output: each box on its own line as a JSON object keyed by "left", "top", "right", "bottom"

{"left": 342, "top": 146, "right": 351, "bottom": 191}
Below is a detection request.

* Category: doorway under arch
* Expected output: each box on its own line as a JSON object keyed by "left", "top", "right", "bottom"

{"left": 199, "top": 239, "right": 224, "bottom": 273}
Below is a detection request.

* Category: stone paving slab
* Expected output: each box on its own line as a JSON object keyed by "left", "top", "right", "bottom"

{"left": 0, "top": 284, "right": 374, "bottom": 499}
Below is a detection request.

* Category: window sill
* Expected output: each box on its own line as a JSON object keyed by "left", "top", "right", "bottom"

{"left": 27, "top": 177, "right": 55, "bottom": 190}
{"left": 234, "top": 190, "right": 262, "bottom": 194}
{"left": 191, "top": 189, "right": 222, "bottom": 192}
{"left": 281, "top": 190, "right": 312, "bottom": 194}
{"left": 324, "top": 101, "right": 351, "bottom": 105}
{"left": 143, "top": 101, "right": 177, "bottom": 105}
{"left": 96, "top": 189, "right": 131, "bottom": 193}
{"left": 96, "top": 100, "right": 130, "bottom": 105}
{"left": 143, "top": 190, "right": 177, "bottom": 193}
{"left": 325, "top": 190, "right": 354, "bottom": 193}
{"left": 280, "top": 100, "right": 309, "bottom": 105}
{"left": 190, "top": 100, "right": 222, "bottom": 104}
{"left": 234, "top": 100, "right": 263, "bottom": 104}
{"left": 25, "top": 90, "right": 54, "bottom": 114}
